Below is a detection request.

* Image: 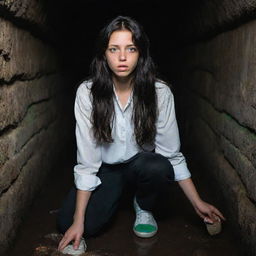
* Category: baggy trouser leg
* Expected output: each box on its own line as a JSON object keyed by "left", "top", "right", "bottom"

{"left": 125, "top": 152, "right": 174, "bottom": 211}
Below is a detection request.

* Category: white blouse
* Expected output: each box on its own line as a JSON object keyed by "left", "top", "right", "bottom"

{"left": 74, "top": 80, "right": 191, "bottom": 191}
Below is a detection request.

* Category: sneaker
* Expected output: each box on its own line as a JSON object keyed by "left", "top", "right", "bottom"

{"left": 133, "top": 197, "right": 158, "bottom": 238}
{"left": 61, "top": 238, "right": 87, "bottom": 255}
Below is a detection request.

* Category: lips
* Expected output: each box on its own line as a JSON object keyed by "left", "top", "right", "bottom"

{"left": 117, "top": 65, "right": 128, "bottom": 71}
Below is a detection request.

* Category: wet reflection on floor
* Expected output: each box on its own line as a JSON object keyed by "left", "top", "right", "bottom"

{"left": 133, "top": 236, "right": 158, "bottom": 256}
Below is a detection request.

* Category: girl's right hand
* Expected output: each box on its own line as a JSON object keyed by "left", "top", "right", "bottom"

{"left": 57, "top": 222, "right": 84, "bottom": 252}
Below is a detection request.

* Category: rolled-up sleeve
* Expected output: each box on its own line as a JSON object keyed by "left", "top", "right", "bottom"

{"left": 155, "top": 85, "right": 191, "bottom": 181}
{"left": 73, "top": 83, "right": 102, "bottom": 191}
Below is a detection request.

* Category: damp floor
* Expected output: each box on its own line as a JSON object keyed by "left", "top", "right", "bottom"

{"left": 7, "top": 152, "right": 243, "bottom": 256}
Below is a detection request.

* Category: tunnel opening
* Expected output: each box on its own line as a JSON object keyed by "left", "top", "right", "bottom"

{"left": 1, "top": 0, "right": 256, "bottom": 255}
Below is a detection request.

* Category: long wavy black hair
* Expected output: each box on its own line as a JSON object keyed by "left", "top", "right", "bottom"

{"left": 89, "top": 15, "right": 158, "bottom": 148}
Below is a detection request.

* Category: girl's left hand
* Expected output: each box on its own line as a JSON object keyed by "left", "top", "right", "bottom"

{"left": 193, "top": 200, "right": 226, "bottom": 223}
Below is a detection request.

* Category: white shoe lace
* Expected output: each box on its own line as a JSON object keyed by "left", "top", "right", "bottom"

{"left": 136, "top": 209, "right": 154, "bottom": 224}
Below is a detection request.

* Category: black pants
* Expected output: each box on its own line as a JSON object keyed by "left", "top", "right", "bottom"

{"left": 56, "top": 152, "right": 174, "bottom": 238}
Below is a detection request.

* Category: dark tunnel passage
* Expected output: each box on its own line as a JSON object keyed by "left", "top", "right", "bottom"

{"left": 1, "top": 0, "right": 256, "bottom": 255}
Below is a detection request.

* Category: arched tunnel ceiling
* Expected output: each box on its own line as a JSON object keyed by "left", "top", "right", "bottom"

{"left": 40, "top": 0, "right": 256, "bottom": 81}
{"left": 43, "top": 0, "right": 197, "bottom": 80}
{"left": 45, "top": 0, "right": 256, "bottom": 45}
{"left": 46, "top": 0, "right": 194, "bottom": 41}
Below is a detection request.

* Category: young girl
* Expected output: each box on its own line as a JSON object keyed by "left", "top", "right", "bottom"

{"left": 57, "top": 15, "right": 225, "bottom": 254}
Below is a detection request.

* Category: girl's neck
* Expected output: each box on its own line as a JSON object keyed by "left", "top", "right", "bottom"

{"left": 113, "top": 76, "right": 133, "bottom": 93}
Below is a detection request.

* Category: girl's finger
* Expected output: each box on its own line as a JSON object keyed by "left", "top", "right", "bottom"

{"left": 204, "top": 216, "right": 214, "bottom": 224}
{"left": 214, "top": 209, "right": 226, "bottom": 221}
{"left": 58, "top": 239, "right": 65, "bottom": 251}
{"left": 58, "top": 238, "right": 64, "bottom": 250}
{"left": 73, "top": 236, "right": 81, "bottom": 250}
{"left": 195, "top": 208, "right": 205, "bottom": 219}
{"left": 58, "top": 237, "right": 70, "bottom": 251}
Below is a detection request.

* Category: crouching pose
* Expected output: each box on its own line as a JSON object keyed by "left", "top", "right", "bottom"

{"left": 57, "top": 15, "right": 225, "bottom": 254}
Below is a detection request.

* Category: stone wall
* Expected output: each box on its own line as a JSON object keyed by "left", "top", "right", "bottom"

{"left": 0, "top": 1, "right": 70, "bottom": 253}
{"left": 178, "top": 0, "right": 256, "bottom": 43}
{"left": 173, "top": 4, "right": 256, "bottom": 256}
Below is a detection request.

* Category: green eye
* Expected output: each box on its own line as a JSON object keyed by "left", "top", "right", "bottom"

{"left": 109, "top": 48, "right": 117, "bottom": 52}
{"left": 128, "top": 47, "right": 137, "bottom": 52}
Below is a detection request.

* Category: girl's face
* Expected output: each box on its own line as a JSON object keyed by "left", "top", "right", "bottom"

{"left": 105, "top": 30, "right": 139, "bottom": 81}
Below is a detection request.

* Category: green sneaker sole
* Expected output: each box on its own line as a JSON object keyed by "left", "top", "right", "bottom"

{"left": 133, "top": 224, "right": 157, "bottom": 238}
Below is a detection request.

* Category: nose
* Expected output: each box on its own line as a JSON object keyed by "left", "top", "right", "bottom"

{"left": 119, "top": 50, "right": 126, "bottom": 61}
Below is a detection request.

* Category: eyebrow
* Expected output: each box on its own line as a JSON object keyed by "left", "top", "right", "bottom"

{"left": 108, "top": 44, "right": 136, "bottom": 47}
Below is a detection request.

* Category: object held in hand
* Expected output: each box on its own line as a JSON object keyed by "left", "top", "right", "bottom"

{"left": 61, "top": 238, "right": 87, "bottom": 255}
{"left": 204, "top": 217, "right": 222, "bottom": 235}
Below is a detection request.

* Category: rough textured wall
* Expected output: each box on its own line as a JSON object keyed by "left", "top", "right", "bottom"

{"left": 173, "top": 2, "right": 256, "bottom": 255}
{"left": 0, "top": 0, "right": 69, "bottom": 253}
{"left": 179, "top": 0, "right": 256, "bottom": 43}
